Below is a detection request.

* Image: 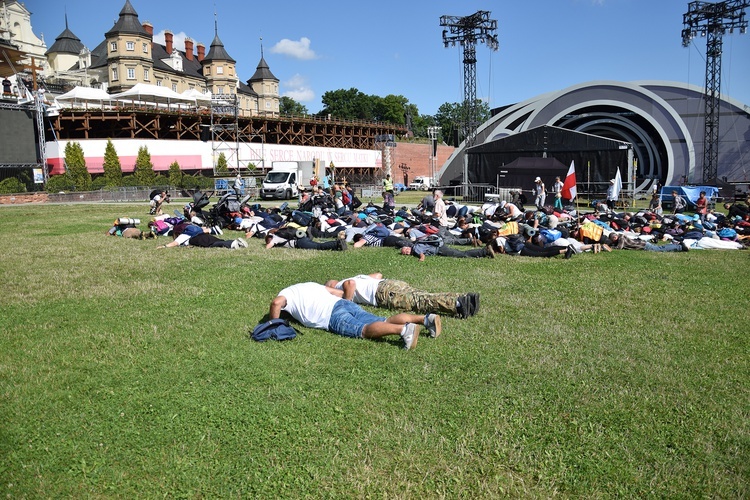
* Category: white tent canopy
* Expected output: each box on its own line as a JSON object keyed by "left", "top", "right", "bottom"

{"left": 54, "top": 86, "right": 113, "bottom": 108}
{"left": 180, "top": 88, "right": 212, "bottom": 105}
{"left": 110, "top": 83, "right": 196, "bottom": 108}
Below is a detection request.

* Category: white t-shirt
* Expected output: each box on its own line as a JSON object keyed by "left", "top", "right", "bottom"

{"left": 278, "top": 282, "right": 340, "bottom": 329}
{"left": 334, "top": 275, "right": 382, "bottom": 306}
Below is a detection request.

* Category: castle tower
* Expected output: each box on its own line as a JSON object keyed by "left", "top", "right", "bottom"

{"left": 104, "top": 0, "right": 153, "bottom": 93}
{"left": 44, "top": 14, "right": 85, "bottom": 76}
{"left": 248, "top": 47, "right": 279, "bottom": 116}
{"left": 201, "top": 16, "right": 237, "bottom": 97}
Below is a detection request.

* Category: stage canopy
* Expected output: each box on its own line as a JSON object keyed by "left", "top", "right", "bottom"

{"left": 466, "top": 125, "right": 632, "bottom": 192}
{"left": 110, "top": 83, "right": 196, "bottom": 108}
{"left": 54, "top": 86, "right": 113, "bottom": 108}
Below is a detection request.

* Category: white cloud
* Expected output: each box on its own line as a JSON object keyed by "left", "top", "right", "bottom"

{"left": 153, "top": 30, "right": 189, "bottom": 52}
{"left": 270, "top": 37, "right": 317, "bottom": 60}
{"left": 282, "top": 74, "right": 315, "bottom": 102}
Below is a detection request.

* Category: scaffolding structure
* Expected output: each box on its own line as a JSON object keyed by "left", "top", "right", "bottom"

{"left": 207, "top": 94, "right": 264, "bottom": 175}
{"left": 682, "top": 0, "right": 749, "bottom": 183}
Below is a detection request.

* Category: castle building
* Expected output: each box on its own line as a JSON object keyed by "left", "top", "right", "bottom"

{"left": 26, "top": 0, "right": 279, "bottom": 117}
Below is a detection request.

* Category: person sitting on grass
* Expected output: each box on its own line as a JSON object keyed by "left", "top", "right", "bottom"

{"left": 268, "top": 282, "right": 442, "bottom": 350}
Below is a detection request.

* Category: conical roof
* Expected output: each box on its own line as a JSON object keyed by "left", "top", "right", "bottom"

{"left": 105, "top": 0, "right": 148, "bottom": 37}
{"left": 45, "top": 16, "right": 84, "bottom": 56}
{"left": 249, "top": 55, "right": 277, "bottom": 82}
{"left": 203, "top": 33, "right": 235, "bottom": 64}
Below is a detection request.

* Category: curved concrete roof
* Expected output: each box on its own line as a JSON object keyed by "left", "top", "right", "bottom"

{"left": 441, "top": 80, "right": 750, "bottom": 190}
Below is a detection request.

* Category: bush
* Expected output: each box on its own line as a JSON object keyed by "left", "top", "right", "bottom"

{"left": 0, "top": 177, "right": 27, "bottom": 194}
{"left": 91, "top": 176, "right": 108, "bottom": 190}
{"left": 45, "top": 174, "right": 75, "bottom": 193}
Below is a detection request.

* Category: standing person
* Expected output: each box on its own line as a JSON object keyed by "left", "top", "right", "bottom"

{"left": 268, "top": 282, "right": 442, "bottom": 350}
{"left": 233, "top": 172, "right": 243, "bottom": 196}
{"left": 325, "top": 273, "right": 478, "bottom": 319}
{"left": 552, "top": 176, "right": 564, "bottom": 211}
{"left": 433, "top": 189, "right": 448, "bottom": 227}
{"left": 382, "top": 190, "right": 395, "bottom": 214}
{"left": 695, "top": 191, "right": 708, "bottom": 222}
{"left": 672, "top": 190, "right": 686, "bottom": 214}
{"left": 383, "top": 173, "right": 394, "bottom": 193}
{"left": 533, "top": 177, "right": 546, "bottom": 209}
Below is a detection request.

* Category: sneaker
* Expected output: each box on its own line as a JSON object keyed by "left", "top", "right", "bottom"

{"left": 565, "top": 245, "right": 574, "bottom": 259}
{"left": 425, "top": 314, "right": 442, "bottom": 338}
{"left": 401, "top": 323, "right": 419, "bottom": 350}
{"left": 233, "top": 238, "right": 248, "bottom": 249}
{"left": 681, "top": 241, "right": 690, "bottom": 252}
{"left": 338, "top": 238, "right": 348, "bottom": 251}
{"left": 485, "top": 244, "right": 495, "bottom": 259}
{"left": 230, "top": 239, "right": 239, "bottom": 249}
{"left": 469, "top": 293, "right": 480, "bottom": 316}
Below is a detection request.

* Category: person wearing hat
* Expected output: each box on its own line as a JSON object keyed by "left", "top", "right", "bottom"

{"left": 533, "top": 177, "right": 546, "bottom": 209}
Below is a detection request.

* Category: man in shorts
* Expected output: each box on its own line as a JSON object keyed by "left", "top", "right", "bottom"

{"left": 268, "top": 282, "right": 442, "bottom": 350}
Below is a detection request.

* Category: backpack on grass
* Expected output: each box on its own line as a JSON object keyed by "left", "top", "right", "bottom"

{"left": 250, "top": 319, "right": 297, "bottom": 342}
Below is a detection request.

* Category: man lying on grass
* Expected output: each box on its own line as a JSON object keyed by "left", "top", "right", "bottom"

{"left": 267, "top": 282, "right": 442, "bottom": 350}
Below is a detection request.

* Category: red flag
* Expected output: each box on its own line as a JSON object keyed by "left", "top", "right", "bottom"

{"left": 561, "top": 161, "right": 577, "bottom": 200}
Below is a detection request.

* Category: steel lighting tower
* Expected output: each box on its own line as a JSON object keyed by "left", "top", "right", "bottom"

{"left": 682, "top": 0, "right": 748, "bottom": 184}
{"left": 440, "top": 11, "right": 498, "bottom": 149}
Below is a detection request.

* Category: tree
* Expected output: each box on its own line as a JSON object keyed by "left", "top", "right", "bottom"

{"left": 433, "top": 100, "right": 490, "bottom": 146}
{"left": 373, "top": 94, "right": 409, "bottom": 125}
{"left": 64, "top": 141, "right": 91, "bottom": 191}
{"left": 215, "top": 152, "right": 228, "bottom": 174}
{"left": 133, "top": 146, "right": 156, "bottom": 186}
{"left": 168, "top": 161, "right": 183, "bottom": 189}
{"left": 319, "top": 88, "right": 375, "bottom": 121}
{"left": 279, "top": 96, "right": 308, "bottom": 116}
{"left": 102, "top": 139, "right": 123, "bottom": 187}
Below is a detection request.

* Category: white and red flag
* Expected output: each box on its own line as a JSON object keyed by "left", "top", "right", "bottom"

{"left": 561, "top": 161, "right": 577, "bottom": 200}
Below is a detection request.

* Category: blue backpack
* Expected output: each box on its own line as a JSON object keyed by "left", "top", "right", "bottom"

{"left": 251, "top": 319, "right": 297, "bottom": 342}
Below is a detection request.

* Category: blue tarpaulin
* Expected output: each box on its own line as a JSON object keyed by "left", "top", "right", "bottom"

{"left": 660, "top": 186, "right": 720, "bottom": 206}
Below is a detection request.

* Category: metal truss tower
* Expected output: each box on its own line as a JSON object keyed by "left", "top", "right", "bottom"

{"left": 682, "top": 0, "right": 748, "bottom": 183}
{"left": 440, "top": 11, "right": 498, "bottom": 149}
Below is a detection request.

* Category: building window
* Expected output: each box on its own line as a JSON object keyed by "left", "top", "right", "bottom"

{"left": 112, "top": 67, "right": 118, "bottom": 80}
{"left": 143, "top": 69, "right": 149, "bottom": 80}
{"left": 110, "top": 41, "right": 117, "bottom": 52}
{"left": 156, "top": 80, "right": 162, "bottom": 87}
{"left": 126, "top": 41, "right": 135, "bottom": 51}
{"left": 126, "top": 68, "right": 135, "bottom": 80}
{"left": 217, "top": 87, "right": 224, "bottom": 95}
{"left": 172, "top": 83, "right": 177, "bottom": 92}
{"left": 266, "top": 101, "right": 271, "bottom": 109}
{"left": 216, "top": 66, "right": 224, "bottom": 75}
{"left": 142, "top": 43, "right": 148, "bottom": 54}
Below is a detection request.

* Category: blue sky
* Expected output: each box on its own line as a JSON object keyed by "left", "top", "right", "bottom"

{"left": 25, "top": 0, "right": 750, "bottom": 115}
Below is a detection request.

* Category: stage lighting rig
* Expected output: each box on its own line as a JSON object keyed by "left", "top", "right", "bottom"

{"left": 682, "top": 0, "right": 748, "bottom": 183}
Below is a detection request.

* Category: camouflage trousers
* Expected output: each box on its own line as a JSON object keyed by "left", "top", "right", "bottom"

{"left": 375, "top": 279, "right": 459, "bottom": 315}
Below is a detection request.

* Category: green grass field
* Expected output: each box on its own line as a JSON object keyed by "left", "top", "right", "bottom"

{"left": 1, "top": 202, "right": 748, "bottom": 497}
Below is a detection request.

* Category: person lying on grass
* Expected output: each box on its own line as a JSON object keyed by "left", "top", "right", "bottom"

{"left": 268, "top": 282, "right": 442, "bottom": 350}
